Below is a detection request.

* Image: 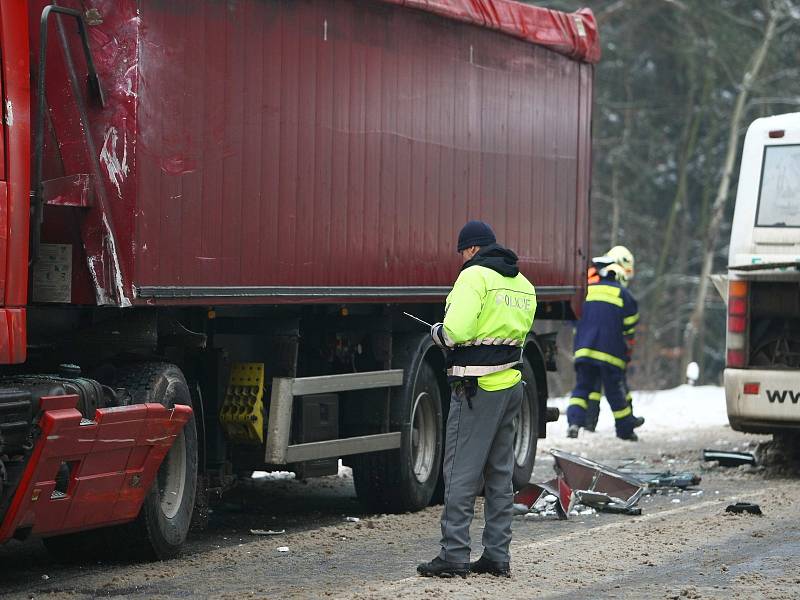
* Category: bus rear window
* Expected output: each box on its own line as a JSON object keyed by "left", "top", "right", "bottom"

{"left": 756, "top": 144, "right": 800, "bottom": 227}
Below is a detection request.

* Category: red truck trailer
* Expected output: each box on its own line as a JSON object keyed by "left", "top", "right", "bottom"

{"left": 0, "top": 0, "right": 598, "bottom": 560}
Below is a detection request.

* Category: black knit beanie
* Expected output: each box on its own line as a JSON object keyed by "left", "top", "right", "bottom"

{"left": 457, "top": 220, "right": 496, "bottom": 252}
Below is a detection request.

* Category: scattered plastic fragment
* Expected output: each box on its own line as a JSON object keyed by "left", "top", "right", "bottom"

{"left": 250, "top": 529, "right": 286, "bottom": 536}
{"left": 702, "top": 449, "right": 756, "bottom": 467}
{"left": 725, "top": 502, "right": 762, "bottom": 516}
{"left": 41, "top": 575, "right": 49, "bottom": 580}
{"left": 345, "top": 516, "right": 361, "bottom": 523}
{"left": 276, "top": 546, "right": 290, "bottom": 552}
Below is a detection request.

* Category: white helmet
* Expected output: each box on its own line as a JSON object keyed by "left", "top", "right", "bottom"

{"left": 607, "top": 245, "right": 635, "bottom": 281}
{"left": 592, "top": 256, "right": 628, "bottom": 286}
{"left": 606, "top": 263, "right": 629, "bottom": 287}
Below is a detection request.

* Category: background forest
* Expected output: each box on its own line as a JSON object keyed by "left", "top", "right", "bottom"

{"left": 536, "top": 0, "right": 800, "bottom": 389}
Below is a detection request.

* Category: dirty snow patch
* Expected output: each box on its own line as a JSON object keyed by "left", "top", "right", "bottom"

{"left": 251, "top": 470, "right": 295, "bottom": 481}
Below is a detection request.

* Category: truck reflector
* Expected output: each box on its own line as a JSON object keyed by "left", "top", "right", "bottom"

{"left": 768, "top": 130, "right": 785, "bottom": 138}
{"left": 743, "top": 383, "right": 760, "bottom": 395}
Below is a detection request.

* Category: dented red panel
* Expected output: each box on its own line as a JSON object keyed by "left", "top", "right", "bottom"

{"left": 0, "top": 397, "right": 191, "bottom": 542}
{"left": 32, "top": 0, "right": 593, "bottom": 308}
{"left": 133, "top": 0, "right": 592, "bottom": 300}
{"left": 31, "top": 0, "right": 138, "bottom": 306}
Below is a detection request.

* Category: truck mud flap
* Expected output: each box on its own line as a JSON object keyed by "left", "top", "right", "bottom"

{"left": 0, "top": 395, "right": 191, "bottom": 543}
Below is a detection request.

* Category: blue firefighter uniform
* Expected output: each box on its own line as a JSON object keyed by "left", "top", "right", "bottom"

{"left": 567, "top": 275, "right": 641, "bottom": 439}
{"left": 584, "top": 283, "right": 639, "bottom": 430}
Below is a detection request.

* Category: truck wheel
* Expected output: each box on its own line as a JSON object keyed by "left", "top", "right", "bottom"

{"left": 513, "top": 358, "right": 540, "bottom": 490}
{"left": 353, "top": 361, "right": 443, "bottom": 512}
{"left": 112, "top": 363, "right": 198, "bottom": 560}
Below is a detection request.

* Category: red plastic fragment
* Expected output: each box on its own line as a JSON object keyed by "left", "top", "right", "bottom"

{"left": 0, "top": 400, "right": 192, "bottom": 543}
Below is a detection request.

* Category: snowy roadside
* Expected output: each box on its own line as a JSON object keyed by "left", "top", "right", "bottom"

{"left": 540, "top": 385, "right": 757, "bottom": 461}
{"left": 547, "top": 384, "right": 728, "bottom": 435}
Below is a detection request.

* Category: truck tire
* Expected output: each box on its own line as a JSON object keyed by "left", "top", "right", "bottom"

{"left": 112, "top": 362, "right": 198, "bottom": 560}
{"left": 353, "top": 360, "right": 443, "bottom": 513}
{"left": 513, "top": 358, "right": 540, "bottom": 490}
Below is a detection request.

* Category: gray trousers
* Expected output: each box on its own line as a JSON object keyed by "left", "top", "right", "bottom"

{"left": 438, "top": 381, "right": 523, "bottom": 564}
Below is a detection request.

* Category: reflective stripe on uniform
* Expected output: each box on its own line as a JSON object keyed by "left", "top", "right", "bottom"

{"left": 623, "top": 327, "right": 636, "bottom": 336}
{"left": 623, "top": 313, "right": 639, "bottom": 326}
{"left": 461, "top": 337, "right": 521, "bottom": 347}
{"left": 588, "top": 392, "right": 602, "bottom": 402}
{"left": 447, "top": 360, "right": 520, "bottom": 377}
{"left": 613, "top": 405, "right": 632, "bottom": 420}
{"left": 569, "top": 397, "right": 588, "bottom": 409}
{"left": 586, "top": 285, "right": 623, "bottom": 307}
{"left": 574, "top": 348, "right": 627, "bottom": 369}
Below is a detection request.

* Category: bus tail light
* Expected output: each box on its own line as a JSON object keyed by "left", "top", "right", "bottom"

{"left": 727, "top": 280, "right": 748, "bottom": 368}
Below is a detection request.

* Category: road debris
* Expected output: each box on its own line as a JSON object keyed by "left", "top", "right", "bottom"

{"left": 276, "top": 546, "right": 290, "bottom": 552}
{"left": 624, "top": 471, "right": 702, "bottom": 490}
{"left": 515, "top": 449, "right": 645, "bottom": 519}
{"left": 250, "top": 529, "right": 286, "bottom": 536}
{"left": 725, "top": 502, "right": 763, "bottom": 516}
{"left": 345, "top": 517, "right": 361, "bottom": 523}
{"left": 702, "top": 449, "right": 757, "bottom": 467}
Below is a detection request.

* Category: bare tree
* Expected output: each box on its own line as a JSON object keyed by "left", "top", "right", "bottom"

{"left": 682, "top": 1, "right": 785, "bottom": 370}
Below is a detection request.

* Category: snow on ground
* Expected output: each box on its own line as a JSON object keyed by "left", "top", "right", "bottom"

{"left": 252, "top": 460, "right": 353, "bottom": 480}
{"left": 549, "top": 384, "right": 727, "bottom": 433}
{"left": 545, "top": 385, "right": 730, "bottom": 453}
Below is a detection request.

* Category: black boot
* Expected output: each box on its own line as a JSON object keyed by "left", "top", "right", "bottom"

{"left": 470, "top": 555, "right": 511, "bottom": 577}
{"left": 417, "top": 557, "right": 469, "bottom": 578}
{"left": 632, "top": 416, "right": 645, "bottom": 429}
{"left": 567, "top": 424, "right": 580, "bottom": 438}
{"left": 617, "top": 431, "right": 639, "bottom": 441}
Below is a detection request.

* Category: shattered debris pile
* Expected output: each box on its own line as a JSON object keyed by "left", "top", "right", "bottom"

{"left": 515, "top": 450, "right": 704, "bottom": 520}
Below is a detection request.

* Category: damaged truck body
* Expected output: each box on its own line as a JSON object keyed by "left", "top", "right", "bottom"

{"left": 0, "top": 0, "right": 598, "bottom": 559}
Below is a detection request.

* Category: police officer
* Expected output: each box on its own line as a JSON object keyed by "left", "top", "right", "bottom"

{"left": 566, "top": 256, "right": 644, "bottom": 440}
{"left": 417, "top": 221, "right": 536, "bottom": 579}
{"left": 584, "top": 246, "right": 639, "bottom": 431}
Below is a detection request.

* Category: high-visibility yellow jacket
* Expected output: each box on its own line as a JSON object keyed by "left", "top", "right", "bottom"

{"left": 439, "top": 245, "right": 537, "bottom": 391}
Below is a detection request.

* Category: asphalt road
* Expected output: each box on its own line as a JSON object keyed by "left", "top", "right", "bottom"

{"left": 1, "top": 421, "right": 798, "bottom": 600}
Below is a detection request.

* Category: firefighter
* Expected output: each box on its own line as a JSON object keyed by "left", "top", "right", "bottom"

{"left": 417, "top": 220, "right": 536, "bottom": 579}
{"left": 566, "top": 256, "right": 644, "bottom": 440}
{"left": 584, "top": 246, "right": 638, "bottom": 431}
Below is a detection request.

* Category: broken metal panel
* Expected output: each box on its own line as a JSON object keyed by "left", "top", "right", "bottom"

{"left": 552, "top": 449, "right": 644, "bottom": 507}
{"left": 515, "top": 449, "right": 646, "bottom": 518}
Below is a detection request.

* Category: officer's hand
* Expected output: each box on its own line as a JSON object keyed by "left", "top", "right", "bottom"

{"left": 430, "top": 322, "right": 452, "bottom": 348}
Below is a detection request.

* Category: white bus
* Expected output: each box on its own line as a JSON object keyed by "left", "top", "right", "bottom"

{"left": 725, "top": 112, "right": 800, "bottom": 434}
